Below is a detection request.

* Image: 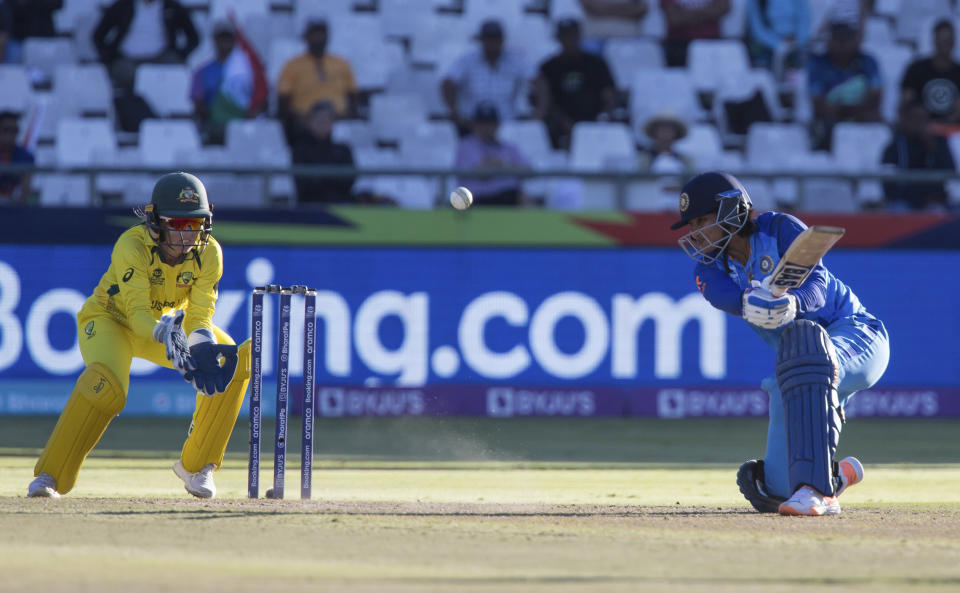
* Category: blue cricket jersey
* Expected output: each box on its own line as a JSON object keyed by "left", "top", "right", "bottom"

{"left": 693, "top": 212, "right": 875, "bottom": 349}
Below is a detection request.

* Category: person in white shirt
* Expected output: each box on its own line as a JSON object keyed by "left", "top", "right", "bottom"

{"left": 441, "top": 19, "right": 531, "bottom": 135}
{"left": 93, "top": 0, "right": 198, "bottom": 66}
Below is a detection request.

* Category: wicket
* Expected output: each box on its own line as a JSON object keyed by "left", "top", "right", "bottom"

{"left": 248, "top": 284, "right": 317, "bottom": 499}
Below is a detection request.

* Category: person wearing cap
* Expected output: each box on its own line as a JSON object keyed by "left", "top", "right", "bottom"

{"left": 454, "top": 101, "right": 531, "bottom": 205}
{"left": 639, "top": 110, "right": 691, "bottom": 169}
{"left": 745, "top": 0, "right": 810, "bottom": 70}
{"left": 661, "top": 0, "right": 731, "bottom": 67}
{"left": 277, "top": 18, "right": 357, "bottom": 133}
{"left": 26, "top": 172, "right": 252, "bottom": 500}
{"left": 93, "top": 0, "right": 198, "bottom": 67}
{"left": 671, "top": 171, "right": 889, "bottom": 516}
{"left": 534, "top": 18, "right": 617, "bottom": 150}
{"left": 442, "top": 19, "right": 531, "bottom": 135}
{"left": 807, "top": 20, "right": 882, "bottom": 150}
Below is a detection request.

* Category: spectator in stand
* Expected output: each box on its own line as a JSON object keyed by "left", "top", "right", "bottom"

{"left": 808, "top": 21, "right": 881, "bottom": 150}
{"left": 290, "top": 101, "right": 355, "bottom": 205}
{"left": 638, "top": 111, "right": 692, "bottom": 169}
{"left": 191, "top": 20, "right": 267, "bottom": 144}
{"left": 881, "top": 100, "right": 955, "bottom": 211}
{"left": 661, "top": 0, "right": 731, "bottom": 67}
{"left": 577, "top": 0, "right": 649, "bottom": 53}
{"left": 0, "top": 110, "right": 34, "bottom": 203}
{"left": 93, "top": 0, "right": 198, "bottom": 72}
{"left": 534, "top": 18, "right": 617, "bottom": 150}
{"left": 816, "top": 0, "right": 867, "bottom": 41}
{"left": 901, "top": 19, "right": 960, "bottom": 130}
{"left": 442, "top": 19, "right": 530, "bottom": 136}
{"left": 277, "top": 18, "right": 357, "bottom": 140}
{"left": 455, "top": 101, "right": 530, "bottom": 206}
{"left": 0, "top": 0, "right": 60, "bottom": 63}
{"left": 745, "top": 0, "right": 810, "bottom": 70}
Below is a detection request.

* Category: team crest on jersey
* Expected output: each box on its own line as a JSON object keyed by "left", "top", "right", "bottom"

{"left": 759, "top": 255, "right": 774, "bottom": 274}
{"left": 679, "top": 192, "right": 689, "bottom": 212}
{"left": 84, "top": 321, "right": 96, "bottom": 338}
{"left": 178, "top": 187, "right": 200, "bottom": 205}
{"left": 176, "top": 271, "right": 194, "bottom": 287}
{"left": 150, "top": 268, "right": 165, "bottom": 285}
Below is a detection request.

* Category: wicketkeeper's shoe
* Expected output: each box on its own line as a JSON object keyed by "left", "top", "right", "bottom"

{"left": 173, "top": 460, "right": 216, "bottom": 499}
{"left": 27, "top": 473, "right": 61, "bottom": 498}
{"left": 778, "top": 486, "right": 841, "bottom": 516}
{"left": 835, "top": 456, "right": 864, "bottom": 497}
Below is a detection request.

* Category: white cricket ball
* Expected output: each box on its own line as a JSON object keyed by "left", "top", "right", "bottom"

{"left": 450, "top": 186, "right": 473, "bottom": 210}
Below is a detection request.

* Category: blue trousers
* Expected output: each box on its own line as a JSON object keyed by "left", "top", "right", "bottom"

{"left": 763, "top": 314, "right": 890, "bottom": 498}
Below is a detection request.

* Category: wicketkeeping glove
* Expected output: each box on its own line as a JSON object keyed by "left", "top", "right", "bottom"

{"left": 152, "top": 310, "right": 193, "bottom": 373}
{"left": 742, "top": 282, "right": 798, "bottom": 330}
{"left": 182, "top": 329, "right": 239, "bottom": 396}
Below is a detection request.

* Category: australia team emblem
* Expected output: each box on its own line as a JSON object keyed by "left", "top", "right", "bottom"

{"left": 176, "top": 271, "right": 194, "bottom": 287}
{"left": 178, "top": 187, "right": 199, "bottom": 204}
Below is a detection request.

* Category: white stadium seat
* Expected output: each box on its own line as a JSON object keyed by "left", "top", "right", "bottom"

{"left": 139, "top": 119, "right": 202, "bottom": 168}
{"left": 687, "top": 39, "right": 751, "bottom": 93}
{"left": 863, "top": 43, "right": 914, "bottom": 123}
{"left": 630, "top": 69, "right": 704, "bottom": 136}
{"left": 721, "top": 0, "right": 748, "bottom": 38}
{"left": 895, "top": 0, "right": 951, "bottom": 45}
{"left": 498, "top": 119, "right": 553, "bottom": 166}
{"left": 23, "top": 38, "right": 76, "bottom": 84}
{"left": 54, "top": 64, "right": 113, "bottom": 116}
{"left": 399, "top": 121, "right": 457, "bottom": 168}
{"left": 0, "top": 66, "right": 32, "bottom": 113}
{"left": 570, "top": 122, "right": 637, "bottom": 210}
{"left": 36, "top": 174, "right": 91, "bottom": 206}
{"left": 831, "top": 123, "right": 892, "bottom": 172}
{"left": 673, "top": 123, "right": 723, "bottom": 169}
{"left": 209, "top": 0, "right": 269, "bottom": 21}
{"left": 746, "top": 123, "right": 810, "bottom": 171}
{"left": 381, "top": 0, "right": 437, "bottom": 39}
{"left": 225, "top": 119, "right": 290, "bottom": 168}
{"left": 603, "top": 38, "right": 665, "bottom": 89}
{"left": 135, "top": 64, "right": 193, "bottom": 118}
{"left": 369, "top": 93, "right": 427, "bottom": 141}
{"left": 56, "top": 118, "right": 116, "bottom": 167}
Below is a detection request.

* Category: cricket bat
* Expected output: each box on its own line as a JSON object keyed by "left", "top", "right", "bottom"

{"left": 768, "top": 226, "right": 845, "bottom": 297}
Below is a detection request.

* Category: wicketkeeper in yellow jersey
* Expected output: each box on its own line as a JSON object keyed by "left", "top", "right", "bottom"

{"left": 27, "top": 172, "right": 251, "bottom": 499}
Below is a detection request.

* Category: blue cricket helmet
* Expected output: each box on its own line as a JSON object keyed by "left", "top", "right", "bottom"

{"left": 670, "top": 171, "right": 752, "bottom": 230}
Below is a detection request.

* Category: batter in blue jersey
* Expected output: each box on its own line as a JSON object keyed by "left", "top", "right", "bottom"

{"left": 671, "top": 172, "right": 890, "bottom": 516}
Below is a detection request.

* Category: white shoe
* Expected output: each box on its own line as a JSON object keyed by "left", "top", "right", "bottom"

{"left": 27, "top": 473, "right": 61, "bottom": 498}
{"left": 173, "top": 461, "right": 217, "bottom": 499}
{"left": 778, "top": 485, "right": 841, "bottom": 516}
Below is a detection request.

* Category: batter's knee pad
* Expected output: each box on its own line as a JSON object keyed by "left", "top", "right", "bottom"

{"left": 776, "top": 320, "right": 842, "bottom": 496}
{"left": 35, "top": 363, "right": 126, "bottom": 494}
{"left": 180, "top": 339, "right": 252, "bottom": 473}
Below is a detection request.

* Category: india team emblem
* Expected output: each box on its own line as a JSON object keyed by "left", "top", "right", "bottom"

{"left": 679, "top": 192, "right": 689, "bottom": 212}
{"left": 759, "top": 255, "right": 774, "bottom": 274}
{"left": 178, "top": 187, "right": 199, "bottom": 204}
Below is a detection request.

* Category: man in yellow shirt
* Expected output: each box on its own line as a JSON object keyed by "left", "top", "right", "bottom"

{"left": 277, "top": 18, "right": 357, "bottom": 130}
{"left": 27, "top": 172, "right": 251, "bottom": 499}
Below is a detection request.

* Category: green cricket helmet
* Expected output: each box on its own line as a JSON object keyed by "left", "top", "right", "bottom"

{"left": 142, "top": 172, "right": 213, "bottom": 263}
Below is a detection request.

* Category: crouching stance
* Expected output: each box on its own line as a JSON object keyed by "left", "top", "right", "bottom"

{"left": 671, "top": 172, "right": 889, "bottom": 515}
{"left": 29, "top": 172, "right": 251, "bottom": 499}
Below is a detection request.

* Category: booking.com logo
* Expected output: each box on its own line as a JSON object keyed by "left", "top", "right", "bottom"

{"left": 0, "top": 257, "right": 727, "bottom": 383}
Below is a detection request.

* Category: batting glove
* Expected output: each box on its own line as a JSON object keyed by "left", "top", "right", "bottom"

{"left": 742, "top": 284, "right": 798, "bottom": 329}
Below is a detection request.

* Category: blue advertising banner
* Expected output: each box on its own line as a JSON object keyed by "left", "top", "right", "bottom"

{"left": 0, "top": 245, "right": 956, "bottom": 416}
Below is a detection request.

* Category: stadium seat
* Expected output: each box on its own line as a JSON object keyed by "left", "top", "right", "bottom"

{"left": 138, "top": 119, "right": 202, "bottom": 168}
{"left": 800, "top": 177, "right": 857, "bottom": 212}
{"left": 23, "top": 38, "right": 76, "bottom": 85}
{"left": 332, "top": 120, "right": 378, "bottom": 148}
{"left": 241, "top": 12, "right": 295, "bottom": 68}
{"left": 570, "top": 122, "right": 636, "bottom": 172}
{"left": 673, "top": 123, "right": 723, "bottom": 169}
{"left": 497, "top": 119, "right": 553, "bottom": 166}
{"left": 0, "top": 66, "right": 32, "bottom": 113}
{"left": 603, "top": 38, "right": 665, "bottom": 89}
{"left": 831, "top": 122, "right": 892, "bottom": 173}
{"left": 56, "top": 118, "right": 116, "bottom": 167}
{"left": 225, "top": 119, "right": 290, "bottom": 168}
{"left": 209, "top": 0, "right": 269, "bottom": 21}
{"left": 268, "top": 38, "right": 305, "bottom": 84}
{"left": 410, "top": 13, "right": 471, "bottom": 67}
{"left": 381, "top": 0, "right": 437, "bottom": 39}
{"left": 35, "top": 174, "right": 91, "bottom": 206}
{"left": 687, "top": 39, "right": 750, "bottom": 93}
{"left": 369, "top": 93, "right": 427, "bottom": 142}
{"left": 399, "top": 121, "right": 457, "bottom": 168}
{"left": 549, "top": 0, "right": 585, "bottom": 20}
{"left": 54, "top": 64, "right": 113, "bottom": 117}
{"left": 745, "top": 123, "right": 810, "bottom": 171}
{"left": 895, "top": 0, "right": 951, "bottom": 45}
{"left": 873, "top": 0, "right": 900, "bottom": 17}
{"left": 712, "top": 68, "right": 783, "bottom": 140}
{"left": 462, "top": 0, "right": 527, "bottom": 38}
{"left": 863, "top": 43, "right": 914, "bottom": 123}
{"left": 630, "top": 69, "right": 704, "bottom": 135}
{"left": 863, "top": 16, "right": 895, "bottom": 47}
{"left": 135, "top": 64, "right": 193, "bottom": 118}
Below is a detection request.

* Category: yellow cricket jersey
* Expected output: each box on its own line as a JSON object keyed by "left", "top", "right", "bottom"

{"left": 78, "top": 224, "right": 223, "bottom": 341}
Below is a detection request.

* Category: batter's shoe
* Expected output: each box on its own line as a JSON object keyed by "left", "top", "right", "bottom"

{"left": 835, "top": 456, "right": 864, "bottom": 497}
{"left": 737, "top": 459, "right": 786, "bottom": 513}
{"left": 778, "top": 486, "right": 841, "bottom": 516}
{"left": 27, "top": 473, "right": 61, "bottom": 498}
{"left": 173, "top": 461, "right": 216, "bottom": 499}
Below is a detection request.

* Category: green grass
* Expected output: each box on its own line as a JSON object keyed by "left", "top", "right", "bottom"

{"left": 1, "top": 416, "right": 958, "bottom": 592}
